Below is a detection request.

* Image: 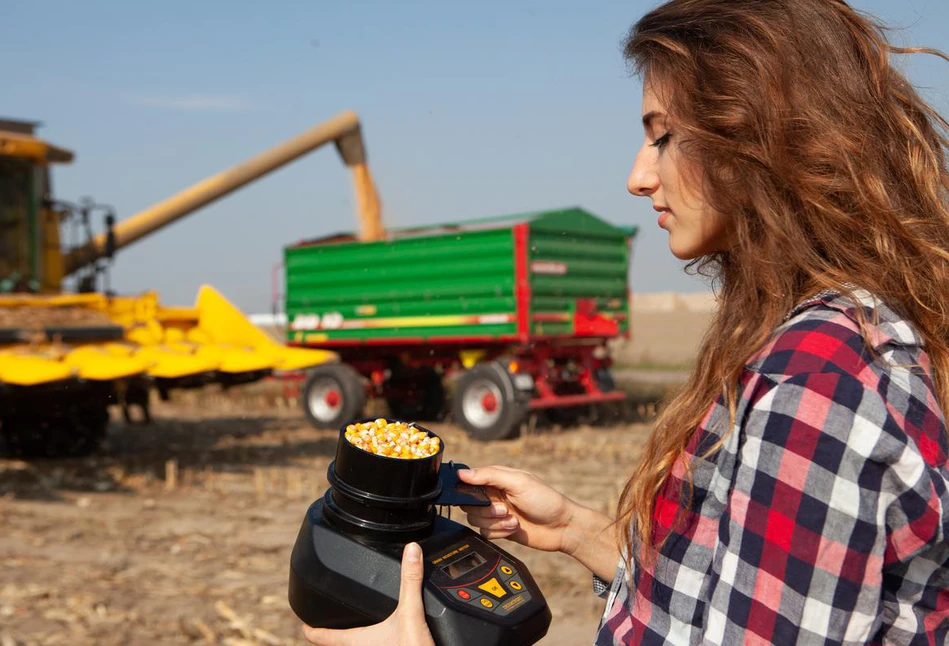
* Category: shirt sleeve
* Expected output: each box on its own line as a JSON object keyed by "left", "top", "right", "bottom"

{"left": 592, "top": 573, "right": 611, "bottom": 598}
{"left": 702, "top": 371, "right": 947, "bottom": 646}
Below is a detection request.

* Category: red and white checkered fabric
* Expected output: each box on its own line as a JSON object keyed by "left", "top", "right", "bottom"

{"left": 596, "top": 290, "right": 949, "bottom": 645}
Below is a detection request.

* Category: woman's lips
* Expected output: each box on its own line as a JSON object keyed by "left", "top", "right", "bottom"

{"left": 655, "top": 207, "right": 671, "bottom": 228}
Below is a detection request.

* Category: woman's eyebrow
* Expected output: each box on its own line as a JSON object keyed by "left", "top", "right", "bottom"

{"left": 642, "top": 110, "right": 665, "bottom": 130}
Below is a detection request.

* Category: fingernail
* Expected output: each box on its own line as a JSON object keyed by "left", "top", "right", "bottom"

{"left": 503, "top": 518, "right": 518, "bottom": 529}
{"left": 457, "top": 468, "right": 472, "bottom": 476}
{"left": 405, "top": 542, "right": 421, "bottom": 562}
{"left": 493, "top": 504, "right": 508, "bottom": 517}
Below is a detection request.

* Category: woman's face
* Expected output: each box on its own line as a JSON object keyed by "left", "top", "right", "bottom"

{"left": 627, "top": 83, "right": 731, "bottom": 260}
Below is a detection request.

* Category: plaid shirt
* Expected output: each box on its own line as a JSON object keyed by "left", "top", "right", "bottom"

{"left": 595, "top": 290, "right": 949, "bottom": 645}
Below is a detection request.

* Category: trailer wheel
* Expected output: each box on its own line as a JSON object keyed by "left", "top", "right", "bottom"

{"left": 386, "top": 367, "right": 445, "bottom": 421}
{"left": 301, "top": 364, "right": 366, "bottom": 429}
{"left": 453, "top": 362, "right": 525, "bottom": 442}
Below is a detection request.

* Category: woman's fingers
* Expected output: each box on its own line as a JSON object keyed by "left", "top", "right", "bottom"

{"left": 396, "top": 542, "right": 426, "bottom": 618}
{"left": 457, "top": 466, "right": 529, "bottom": 495}
{"left": 460, "top": 502, "right": 508, "bottom": 517}
{"left": 466, "top": 513, "right": 520, "bottom": 532}
{"left": 394, "top": 543, "right": 437, "bottom": 646}
{"left": 302, "top": 543, "right": 436, "bottom": 646}
{"left": 478, "top": 525, "right": 522, "bottom": 541}
{"left": 303, "top": 624, "right": 373, "bottom": 646}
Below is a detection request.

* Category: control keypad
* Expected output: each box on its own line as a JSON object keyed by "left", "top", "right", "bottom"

{"left": 438, "top": 556, "right": 533, "bottom": 616}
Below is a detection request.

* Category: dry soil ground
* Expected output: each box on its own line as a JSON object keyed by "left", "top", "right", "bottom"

{"left": 0, "top": 377, "right": 679, "bottom": 646}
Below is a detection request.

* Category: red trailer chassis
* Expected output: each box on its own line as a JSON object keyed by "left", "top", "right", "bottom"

{"left": 282, "top": 332, "right": 626, "bottom": 441}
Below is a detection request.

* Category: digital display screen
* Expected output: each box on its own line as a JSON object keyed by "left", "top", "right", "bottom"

{"left": 442, "top": 552, "right": 486, "bottom": 580}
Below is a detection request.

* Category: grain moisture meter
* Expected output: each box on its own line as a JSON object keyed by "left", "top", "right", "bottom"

{"left": 288, "top": 422, "right": 552, "bottom": 646}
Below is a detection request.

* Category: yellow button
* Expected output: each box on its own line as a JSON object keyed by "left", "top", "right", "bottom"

{"left": 509, "top": 580, "right": 522, "bottom": 591}
{"left": 500, "top": 566, "right": 514, "bottom": 575}
{"left": 480, "top": 597, "right": 494, "bottom": 608}
{"left": 477, "top": 577, "right": 507, "bottom": 598}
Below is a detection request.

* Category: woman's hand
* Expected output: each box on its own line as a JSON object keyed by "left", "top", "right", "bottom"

{"left": 302, "top": 542, "right": 435, "bottom": 646}
{"left": 458, "top": 466, "right": 620, "bottom": 580}
{"left": 457, "top": 466, "right": 576, "bottom": 553}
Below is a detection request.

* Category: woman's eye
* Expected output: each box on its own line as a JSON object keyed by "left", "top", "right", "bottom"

{"left": 650, "top": 132, "right": 671, "bottom": 150}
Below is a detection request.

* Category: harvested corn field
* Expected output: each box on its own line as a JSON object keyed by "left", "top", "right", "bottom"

{"left": 0, "top": 377, "right": 675, "bottom": 646}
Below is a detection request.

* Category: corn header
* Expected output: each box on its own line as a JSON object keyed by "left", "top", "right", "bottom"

{"left": 0, "top": 112, "right": 381, "bottom": 457}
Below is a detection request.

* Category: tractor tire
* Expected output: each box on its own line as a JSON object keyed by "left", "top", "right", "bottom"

{"left": 301, "top": 363, "right": 366, "bottom": 430}
{"left": 452, "top": 362, "right": 526, "bottom": 442}
{"left": 386, "top": 367, "right": 446, "bottom": 422}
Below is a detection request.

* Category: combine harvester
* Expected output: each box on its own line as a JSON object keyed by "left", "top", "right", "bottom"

{"left": 0, "top": 112, "right": 379, "bottom": 457}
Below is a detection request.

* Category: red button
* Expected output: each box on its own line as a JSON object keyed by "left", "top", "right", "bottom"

{"left": 458, "top": 590, "right": 471, "bottom": 600}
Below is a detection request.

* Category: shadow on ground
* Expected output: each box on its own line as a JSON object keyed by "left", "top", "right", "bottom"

{"left": 0, "top": 408, "right": 338, "bottom": 501}
{"left": 0, "top": 374, "right": 681, "bottom": 501}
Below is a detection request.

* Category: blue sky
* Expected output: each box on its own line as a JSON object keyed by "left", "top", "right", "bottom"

{"left": 4, "top": 0, "right": 949, "bottom": 312}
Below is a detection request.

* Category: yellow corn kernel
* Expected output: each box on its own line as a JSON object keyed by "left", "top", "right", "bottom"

{"left": 345, "top": 419, "right": 440, "bottom": 458}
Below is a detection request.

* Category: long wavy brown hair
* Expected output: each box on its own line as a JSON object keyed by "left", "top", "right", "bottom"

{"left": 615, "top": 0, "right": 949, "bottom": 564}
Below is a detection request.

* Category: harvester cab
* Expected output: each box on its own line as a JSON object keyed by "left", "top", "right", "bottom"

{"left": 0, "top": 112, "right": 380, "bottom": 457}
{"left": 0, "top": 118, "right": 75, "bottom": 294}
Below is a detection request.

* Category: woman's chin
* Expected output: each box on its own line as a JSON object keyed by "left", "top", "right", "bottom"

{"left": 668, "top": 235, "right": 718, "bottom": 261}
{"left": 668, "top": 242, "right": 700, "bottom": 261}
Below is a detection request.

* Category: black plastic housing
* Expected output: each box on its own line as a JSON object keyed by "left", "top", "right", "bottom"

{"left": 289, "top": 499, "right": 552, "bottom": 646}
{"left": 324, "top": 422, "right": 444, "bottom": 541}
{"left": 288, "top": 420, "right": 551, "bottom": 646}
{"left": 331, "top": 422, "right": 443, "bottom": 499}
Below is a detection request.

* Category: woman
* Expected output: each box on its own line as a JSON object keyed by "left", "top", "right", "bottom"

{"left": 304, "top": 0, "right": 949, "bottom": 644}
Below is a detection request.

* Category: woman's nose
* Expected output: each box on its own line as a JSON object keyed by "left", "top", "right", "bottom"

{"left": 628, "top": 146, "right": 659, "bottom": 197}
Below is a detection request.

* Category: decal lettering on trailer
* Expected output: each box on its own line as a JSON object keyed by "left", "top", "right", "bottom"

{"left": 292, "top": 312, "right": 517, "bottom": 332}
{"left": 321, "top": 312, "right": 344, "bottom": 330}
{"left": 529, "top": 261, "right": 567, "bottom": 275}
{"left": 290, "top": 314, "right": 321, "bottom": 331}
{"left": 290, "top": 312, "right": 344, "bottom": 331}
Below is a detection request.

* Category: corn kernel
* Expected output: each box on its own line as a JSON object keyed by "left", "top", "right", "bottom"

{"left": 344, "top": 419, "right": 440, "bottom": 459}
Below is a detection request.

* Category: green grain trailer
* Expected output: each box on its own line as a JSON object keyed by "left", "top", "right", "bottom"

{"left": 283, "top": 207, "right": 636, "bottom": 440}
